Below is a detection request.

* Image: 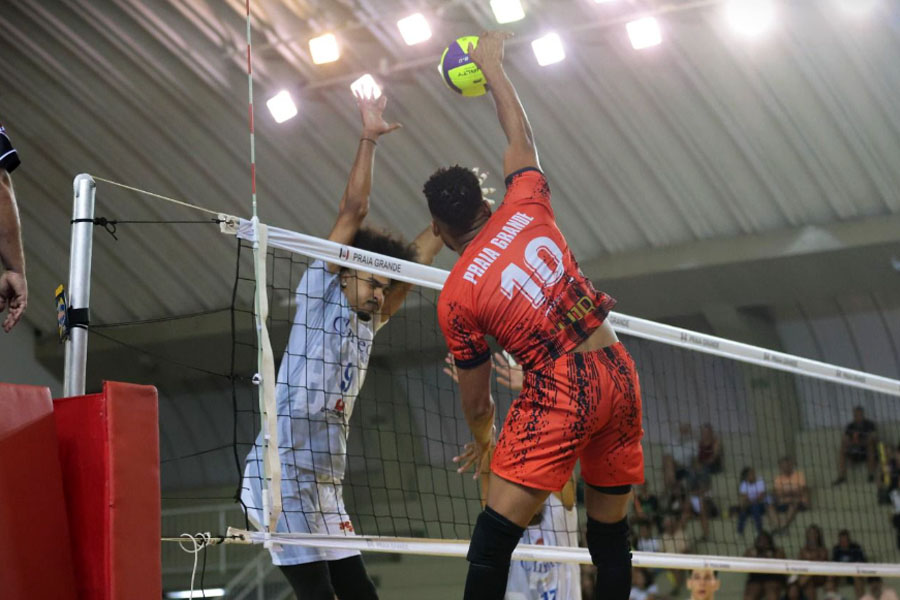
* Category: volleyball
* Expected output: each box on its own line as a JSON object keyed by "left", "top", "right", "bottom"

{"left": 438, "top": 36, "right": 487, "bottom": 97}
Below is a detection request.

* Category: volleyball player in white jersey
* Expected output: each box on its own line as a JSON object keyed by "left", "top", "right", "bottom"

{"left": 242, "top": 91, "right": 442, "bottom": 599}
{"left": 506, "top": 482, "right": 582, "bottom": 600}
{"left": 446, "top": 354, "right": 582, "bottom": 600}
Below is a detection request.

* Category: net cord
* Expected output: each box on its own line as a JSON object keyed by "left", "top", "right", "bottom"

{"left": 226, "top": 217, "right": 900, "bottom": 398}
{"left": 224, "top": 529, "right": 900, "bottom": 578}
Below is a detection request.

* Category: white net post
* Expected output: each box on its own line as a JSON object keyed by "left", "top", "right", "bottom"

{"left": 64, "top": 173, "right": 96, "bottom": 397}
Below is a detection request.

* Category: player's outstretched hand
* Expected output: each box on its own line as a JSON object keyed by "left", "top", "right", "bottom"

{"left": 0, "top": 270, "right": 26, "bottom": 333}
{"left": 468, "top": 30, "right": 513, "bottom": 72}
{"left": 442, "top": 353, "right": 460, "bottom": 384}
{"left": 453, "top": 427, "right": 496, "bottom": 480}
{"left": 492, "top": 352, "right": 523, "bottom": 392}
{"left": 355, "top": 92, "right": 401, "bottom": 139}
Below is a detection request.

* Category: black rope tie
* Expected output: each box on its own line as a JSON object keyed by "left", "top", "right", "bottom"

{"left": 71, "top": 216, "right": 224, "bottom": 241}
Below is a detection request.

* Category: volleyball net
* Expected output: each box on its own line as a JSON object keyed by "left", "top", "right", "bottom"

{"left": 221, "top": 215, "right": 900, "bottom": 577}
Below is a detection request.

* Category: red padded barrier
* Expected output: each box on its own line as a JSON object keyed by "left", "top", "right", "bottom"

{"left": 55, "top": 381, "right": 161, "bottom": 600}
{"left": 0, "top": 383, "right": 78, "bottom": 600}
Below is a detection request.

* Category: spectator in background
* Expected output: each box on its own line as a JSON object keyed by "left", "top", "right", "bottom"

{"left": 0, "top": 122, "right": 26, "bottom": 333}
{"left": 738, "top": 467, "right": 774, "bottom": 536}
{"left": 797, "top": 524, "right": 828, "bottom": 600}
{"left": 697, "top": 423, "right": 724, "bottom": 475}
{"left": 781, "top": 580, "right": 809, "bottom": 600}
{"left": 664, "top": 423, "right": 697, "bottom": 490}
{"left": 635, "top": 521, "right": 661, "bottom": 553}
{"left": 686, "top": 475, "right": 716, "bottom": 541}
{"left": 772, "top": 457, "right": 809, "bottom": 532}
{"left": 629, "top": 568, "right": 659, "bottom": 600}
{"left": 822, "top": 577, "right": 848, "bottom": 600}
{"left": 834, "top": 406, "right": 878, "bottom": 485}
{"left": 661, "top": 515, "right": 693, "bottom": 593}
{"left": 744, "top": 531, "right": 787, "bottom": 600}
{"left": 632, "top": 483, "right": 662, "bottom": 531}
{"left": 860, "top": 578, "right": 899, "bottom": 600}
{"left": 687, "top": 569, "right": 720, "bottom": 600}
{"left": 831, "top": 529, "right": 866, "bottom": 599}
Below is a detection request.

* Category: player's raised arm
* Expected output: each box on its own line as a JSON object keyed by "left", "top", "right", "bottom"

{"left": 468, "top": 31, "right": 540, "bottom": 179}
{"left": 326, "top": 92, "right": 401, "bottom": 267}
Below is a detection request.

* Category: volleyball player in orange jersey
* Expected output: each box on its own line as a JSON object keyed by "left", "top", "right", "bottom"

{"left": 424, "top": 31, "right": 644, "bottom": 600}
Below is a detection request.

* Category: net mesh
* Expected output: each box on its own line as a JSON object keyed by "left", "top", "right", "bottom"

{"left": 233, "top": 237, "right": 900, "bottom": 570}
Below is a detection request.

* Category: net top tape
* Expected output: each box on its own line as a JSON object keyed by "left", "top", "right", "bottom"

{"left": 227, "top": 217, "right": 900, "bottom": 398}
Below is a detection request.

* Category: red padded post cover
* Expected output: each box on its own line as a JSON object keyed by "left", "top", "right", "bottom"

{"left": 55, "top": 381, "right": 161, "bottom": 600}
{"left": 0, "top": 383, "right": 78, "bottom": 600}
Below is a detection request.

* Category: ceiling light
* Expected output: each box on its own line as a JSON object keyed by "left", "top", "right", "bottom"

{"left": 725, "top": 0, "right": 776, "bottom": 37}
{"left": 531, "top": 33, "right": 565, "bottom": 66}
{"left": 397, "top": 13, "right": 432, "bottom": 45}
{"left": 626, "top": 17, "right": 662, "bottom": 50}
{"left": 266, "top": 90, "right": 298, "bottom": 124}
{"left": 309, "top": 33, "right": 339, "bottom": 64}
{"left": 350, "top": 74, "right": 382, "bottom": 99}
{"left": 490, "top": 0, "right": 526, "bottom": 23}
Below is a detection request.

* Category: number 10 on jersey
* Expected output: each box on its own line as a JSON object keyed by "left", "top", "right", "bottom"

{"left": 500, "top": 236, "right": 565, "bottom": 308}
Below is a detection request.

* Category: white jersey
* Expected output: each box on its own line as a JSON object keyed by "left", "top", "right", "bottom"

{"left": 506, "top": 494, "right": 582, "bottom": 600}
{"left": 246, "top": 260, "right": 379, "bottom": 482}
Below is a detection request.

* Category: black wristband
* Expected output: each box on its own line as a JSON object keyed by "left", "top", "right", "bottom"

{"left": 360, "top": 137, "right": 377, "bottom": 146}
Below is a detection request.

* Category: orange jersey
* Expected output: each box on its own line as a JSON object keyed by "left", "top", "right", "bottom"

{"left": 438, "top": 168, "right": 616, "bottom": 371}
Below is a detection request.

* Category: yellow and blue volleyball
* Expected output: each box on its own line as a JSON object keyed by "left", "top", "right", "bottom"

{"left": 438, "top": 36, "right": 487, "bottom": 97}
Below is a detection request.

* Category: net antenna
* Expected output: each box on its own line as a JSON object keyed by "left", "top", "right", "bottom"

{"left": 242, "top": 0, "right": 282, "bottom": 533}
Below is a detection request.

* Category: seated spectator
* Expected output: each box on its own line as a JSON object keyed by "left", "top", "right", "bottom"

{"left": 688, "top": 569, "right": 720, "bottom": 600}
{"left": 630, "top": 567, "right": 659, "bottom": 600}
{"left": 687, "top": 474, "right": 716, "bottom": 541}
{"left": 744, "top": 531, "right": 787, "bottom": 600}
{"left": 797, "top": 524, "right": 828, "bottom": 600}
{"left": 834, "top": 406, "right": 878, "bottom": 485}
{"left": 632, "top": 483, "right": 663, "bottom": 531}
{"left": 773, "top": 456, "right": 810, "bottom": 532}
{"left": 831, "top": 529, "right": 867, "bottom": 599}
{"left": 780, "top": 580, "right": 809, "bottom": 600}
{"left": 661, "top": 515, "right": 693, "bottom": 592}
{"left": 635, "top": 521, "right": 662, "bottom": 553}
{"left": 822, "top": 577, "right": 848, "bottom": 600}
{"left": 664, "top": 423, "right": 697, "bottom": 489}
{"left": 697, "top": 423, "right": 724, "bottom": 475}
{"left": 860, "top": 578, "right": 899, "bottom": 600}
{"left": 738, "top": 467, "right": 775, "bottom": 536}
{"left": 661, "top": 515, "right": 692, "bottom": 554}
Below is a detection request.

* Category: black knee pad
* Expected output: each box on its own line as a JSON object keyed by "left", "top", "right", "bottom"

{"left": 466, "top": 506, "right": 525, "bottom": 568}
{"left": 586, "top": 517, "right": 632, "bottom": 600}
{"left": 586, "top": 517, "right": 630, "bottom": 565}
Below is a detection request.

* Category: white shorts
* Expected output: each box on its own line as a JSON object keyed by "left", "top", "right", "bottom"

{"left": 242, "top": 460, "right": 360, "bottom": 566}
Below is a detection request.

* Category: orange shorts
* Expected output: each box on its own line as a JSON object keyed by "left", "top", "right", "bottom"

{"left": 491, "top": 342, "right": 644, "bottom": 491}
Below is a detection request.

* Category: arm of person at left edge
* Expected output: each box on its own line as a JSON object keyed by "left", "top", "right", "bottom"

{"left": 0, "top": 169, "right": 26, "bottom": 333}
{"left": 379, "top": 225, "right": 443, "bottom": 325}
{"left": 452, "top": 359, "right": 496, "bottom": 480}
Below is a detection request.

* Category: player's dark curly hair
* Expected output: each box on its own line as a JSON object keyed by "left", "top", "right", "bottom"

{"left": 351, "top": 227, "right": 417, "bottom": 263}
{"left": 423, "top": 165, "right": 483, "bottom": 233}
